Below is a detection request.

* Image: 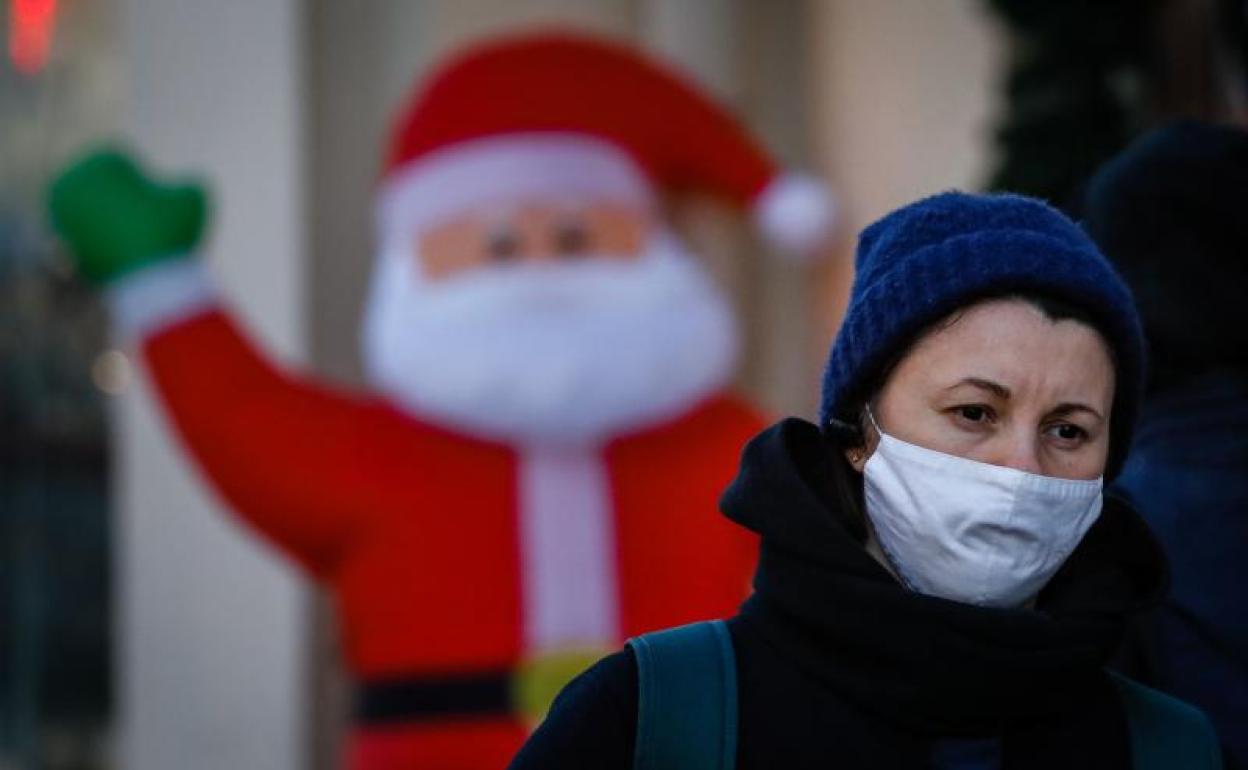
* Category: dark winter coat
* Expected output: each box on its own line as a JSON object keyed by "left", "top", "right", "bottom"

{"left": 510, "top": 418, "right": 1173, "bottom": 770}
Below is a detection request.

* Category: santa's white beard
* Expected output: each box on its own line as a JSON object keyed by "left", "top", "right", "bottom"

{"left": 361, "top": 231, "right": 739, "bottom": 446}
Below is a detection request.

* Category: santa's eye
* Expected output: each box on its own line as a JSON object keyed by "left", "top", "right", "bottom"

{"left": 553, "top": 217, "right": 591, "bottom": 257}
{"left": 487, "top": 225, "right": 521, "bottom": 261}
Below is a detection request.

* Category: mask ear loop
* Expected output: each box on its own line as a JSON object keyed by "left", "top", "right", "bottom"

{"left": 864, "top": 403, "right": 883, "bottom": 437}
{"left": 841, "top": 404, "right": 884, "bottom": 470}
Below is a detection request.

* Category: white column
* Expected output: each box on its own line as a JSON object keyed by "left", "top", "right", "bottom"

{"left": 115, "top": 2, "right": 307, "bottom": 769}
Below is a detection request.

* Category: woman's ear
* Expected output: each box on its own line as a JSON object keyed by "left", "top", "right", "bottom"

{"left": 840, "top": 403, "right": 881, "bottom": 473}
{"left": 844, "top": 445, "right": 868, "bottom": 473}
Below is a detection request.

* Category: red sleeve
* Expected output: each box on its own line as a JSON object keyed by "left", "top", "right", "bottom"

{"left": 140, "top": 307, "right": 402, "bottom": 578}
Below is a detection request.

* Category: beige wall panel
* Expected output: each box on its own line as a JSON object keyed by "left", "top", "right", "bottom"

{"left": 117, "top": 1, "right": 308, "bottom": 769}
{"left": 809, "top": 0, "right": 1004, "bottom": 359}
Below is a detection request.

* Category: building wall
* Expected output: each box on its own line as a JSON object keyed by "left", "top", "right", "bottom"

{"left": 116, "top": 2, "right": 307, "bottom": 769}
{"left": 808, "top": 0, "right": 1004, "bottom": 348}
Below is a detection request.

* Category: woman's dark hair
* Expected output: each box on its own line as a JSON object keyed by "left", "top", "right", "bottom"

{"left": 822, "top": 291, "right": 1114, "bottom": 542}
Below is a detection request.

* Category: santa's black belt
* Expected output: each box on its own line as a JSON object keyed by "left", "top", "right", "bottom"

{"left": 354, "top": 648, "right": 611, "bottom": 725}
{"left": 355, "top": 669, "right": 513, "bottom": 725}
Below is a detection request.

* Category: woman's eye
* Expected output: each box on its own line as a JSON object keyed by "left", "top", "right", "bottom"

{"left": 1046, "top": 423, "right": 1088, "bottom": 443}
{"left": 487, "top": 225, "right": 521, "bottom": 261}
{"left": 553, "top": 218, "right": 591, "bottom": 257}
{"left": 955, "top": 405, "right": 991, "bottom": 423}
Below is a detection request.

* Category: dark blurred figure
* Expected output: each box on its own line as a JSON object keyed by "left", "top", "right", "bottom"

{"left": 984, "top": 0, "right": 1154, "bottom": 210}
{"left": 1085, "top": 120, "right": 1248, "bottom": 770}
{"left": 1219, "top": 0, "right": 1248, "bottom": 100}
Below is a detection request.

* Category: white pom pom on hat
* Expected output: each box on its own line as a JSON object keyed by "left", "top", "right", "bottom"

{"left": 753, "top": 172, "right": 838, "bottom": 258}
{"left": 378, "top": 30, "right": 836, "bottom": 258}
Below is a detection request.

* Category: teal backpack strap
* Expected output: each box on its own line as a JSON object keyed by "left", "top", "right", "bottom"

{"left": 627, "top": 620, "right": 738, "bottom": 770}
{"left": 1109, "top": 672, "right": 1223, "bottom": 770}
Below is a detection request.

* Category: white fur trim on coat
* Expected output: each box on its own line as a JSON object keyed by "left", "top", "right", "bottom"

{"left": 107, "top": 258, "right": 217, "bottom": 340}
{"left": 518, "top": 445, "right": 619, "bottom": 649}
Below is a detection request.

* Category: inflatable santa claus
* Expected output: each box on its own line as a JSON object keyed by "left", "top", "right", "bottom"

{"left": 49, "top": 31, "right": 834, "bottom": 769}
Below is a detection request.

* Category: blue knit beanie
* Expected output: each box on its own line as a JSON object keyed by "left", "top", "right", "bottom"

{"left": 819, "top": 191, "right": 1145, "bottom": 480}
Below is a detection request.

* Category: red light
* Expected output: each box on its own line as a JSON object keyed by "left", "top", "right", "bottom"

{"left": 9, "top": 0, "right": 58, "bottom": 75}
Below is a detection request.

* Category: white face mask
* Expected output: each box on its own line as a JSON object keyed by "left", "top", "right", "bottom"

{"left": 861, "top": 408, "right": 1103, "bottom": 608}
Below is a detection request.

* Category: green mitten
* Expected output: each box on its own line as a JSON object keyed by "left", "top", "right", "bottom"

{"left": 47, "top": 148, "right": 209, "bottom": 284}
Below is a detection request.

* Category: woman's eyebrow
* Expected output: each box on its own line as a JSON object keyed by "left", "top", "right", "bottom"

{"left": 1050, "top": 402, "right": 1105, "bottom": 422}
{"left": 945, "top": 377, "right": 1011, "bottom": 399}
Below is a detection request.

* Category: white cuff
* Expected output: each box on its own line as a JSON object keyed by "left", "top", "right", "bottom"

{"left": 107, "top": 258, "right": 217, "bottom": 340}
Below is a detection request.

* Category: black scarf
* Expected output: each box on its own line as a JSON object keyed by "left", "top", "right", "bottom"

{"left": 722, "top": 419, "right": 1169, "bottom": 766}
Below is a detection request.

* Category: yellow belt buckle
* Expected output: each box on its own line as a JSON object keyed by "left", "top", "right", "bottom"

{"left": 511, "top": 646, "right": 613, "bottom": 726}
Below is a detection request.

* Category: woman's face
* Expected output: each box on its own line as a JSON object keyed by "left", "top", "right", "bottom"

{"left": 846, "top": 298, "right": 1115, "bottom": 480}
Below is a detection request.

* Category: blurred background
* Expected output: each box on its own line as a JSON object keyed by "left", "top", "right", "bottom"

{"left": 1, "top": 1, "right": 1245, "bottom": 768}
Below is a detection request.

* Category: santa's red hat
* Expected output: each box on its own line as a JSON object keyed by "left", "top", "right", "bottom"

{"left": 378, "top": 30, "right": 835, "bottom": 257}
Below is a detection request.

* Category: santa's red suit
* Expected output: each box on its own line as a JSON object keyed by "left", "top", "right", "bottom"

{"left": 135, "top": 306, "right": 762, "bottom": 768}
{"left": 107, "top": 31, "right": 834, "bottom": 769}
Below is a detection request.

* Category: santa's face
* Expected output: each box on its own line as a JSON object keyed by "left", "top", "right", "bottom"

{"left": 361, "top": 203, "right": 739, "bottom": 446}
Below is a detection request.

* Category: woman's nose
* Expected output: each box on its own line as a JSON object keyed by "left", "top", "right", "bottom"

{"left": 992, "top": 431, "right": 1044, "bottom": 475}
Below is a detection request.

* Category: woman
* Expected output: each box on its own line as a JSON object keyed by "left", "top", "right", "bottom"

{"left": 508, "top": 191, "right": 1222, "bottom": 769}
